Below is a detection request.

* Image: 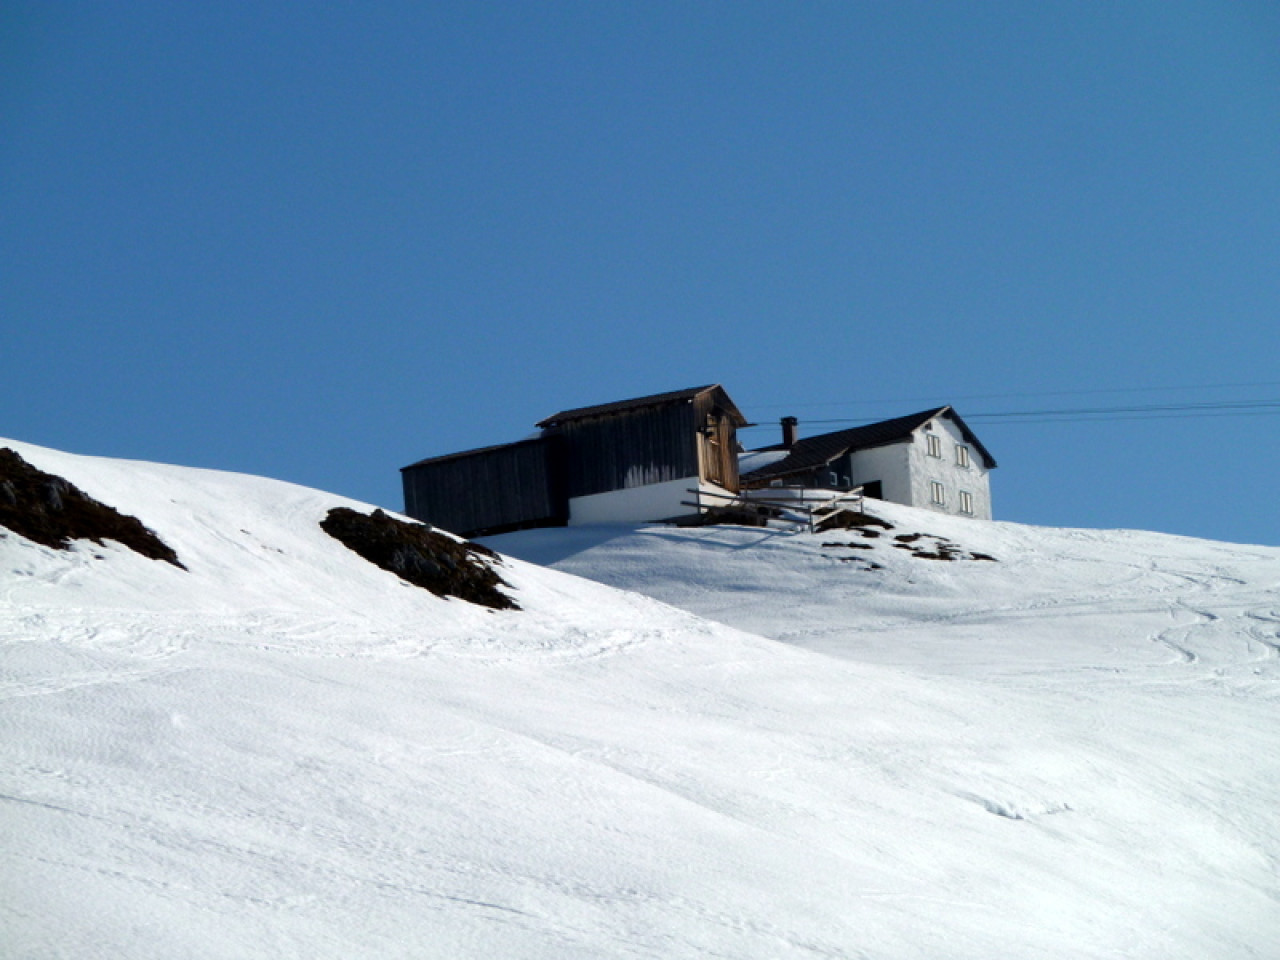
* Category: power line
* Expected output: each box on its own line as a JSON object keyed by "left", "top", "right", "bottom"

{"left": 746, "top": 379, "right": 1280, "bottom": 414}
{"left": 739, "top": 399, "right": 1280, "bottom": 430}
{"left": 966, "top": 399, "right": 1280, "bottom": 423}
{"left": 974, "top": 409, "right": 1280, "bottom": 425}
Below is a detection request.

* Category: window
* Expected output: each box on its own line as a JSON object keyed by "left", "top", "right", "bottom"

{"left": 955, "top": 444, "right": 970, "bottom": 468}
{"left": 926, "top": 433, "right": 942, "bottom": 458}
{"left": 930, "top": 481, "right": 945, "bottom": 505}
{"left": 959, "top": 490, "right": 974, "bottom": 515}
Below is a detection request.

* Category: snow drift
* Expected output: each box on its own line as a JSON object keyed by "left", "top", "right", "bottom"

{"left": 2, "top": 438, "right": 1278, "bottom": 959}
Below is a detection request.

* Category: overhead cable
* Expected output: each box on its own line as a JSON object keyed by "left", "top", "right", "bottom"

{"left": 747, "top": 379, "right": 1280, "bottom": 414}
{"left": 739, "top": 399, "right": 1280, "bottom": 430}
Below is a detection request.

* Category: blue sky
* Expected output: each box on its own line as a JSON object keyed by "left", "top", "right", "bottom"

{"left": 4, "top": 2, "right": 1279, "bottom": 545}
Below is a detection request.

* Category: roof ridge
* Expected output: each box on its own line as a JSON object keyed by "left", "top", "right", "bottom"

{"left": 535, "top": 384, "right": 722, "bottom": 428}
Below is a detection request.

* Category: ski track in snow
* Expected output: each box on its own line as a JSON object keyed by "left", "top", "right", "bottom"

{"left": 497, "top": 518, "right": 1280, "bottom": 682}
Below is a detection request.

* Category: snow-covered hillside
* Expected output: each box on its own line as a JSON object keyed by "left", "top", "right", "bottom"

{"left": 3, "top": 439, "right": 1279, "bottom": 959}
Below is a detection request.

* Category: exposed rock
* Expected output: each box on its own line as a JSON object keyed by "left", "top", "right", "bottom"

{"left": 320, "top": 507, "right": 518, "bottom": 610}
{"left": 0, "top": 448, "right": 185, "bottom": 568}
{"left": 815, "top": 510, "right": 895, "bottom": 534}
{"left": 891, "top": 531, "right": 996, "bottom": 562}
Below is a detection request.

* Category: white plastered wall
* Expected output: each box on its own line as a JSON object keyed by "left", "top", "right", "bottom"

{"left": 845, "top": 443, "right": 913, "bottom": 505}
{"left": 568, "top": 476, "right": 728, "bottom": 526}
{"left": 906, "top": 416, "right": 992, "bottom": 520}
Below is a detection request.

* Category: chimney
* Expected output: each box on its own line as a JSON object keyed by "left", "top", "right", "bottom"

{"left": 781, "top": 416, "right": 798, "bottom": 450}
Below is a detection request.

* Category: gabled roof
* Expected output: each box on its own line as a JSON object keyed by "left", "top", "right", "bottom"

{"left": 536, "top": 384, "right": 747, "bottom": 429}
{"left": 741, "top": 406, "right": 996, "bottom": 484}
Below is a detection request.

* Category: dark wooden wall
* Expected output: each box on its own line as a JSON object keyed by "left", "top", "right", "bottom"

{"left": 557, "top": 403, "right": 700, "bottom": 499}
{"left": 402, "top": 388, "right": 745, "bottom": 536}
{"left": 401, "top": 437, "right": 567, "bottom": 538}
{"left": 555, "top": 391, "right": 742, "bottom": 499}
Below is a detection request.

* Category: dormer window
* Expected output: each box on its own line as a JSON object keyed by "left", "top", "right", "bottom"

{"left": 956, "top": 444, "right": 970, "bottom": 468}
{"left": 926, "top": 433, "right": 942, "bottom": 458}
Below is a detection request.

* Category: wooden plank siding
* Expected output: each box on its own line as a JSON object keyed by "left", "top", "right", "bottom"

{"left": 556, "top": 402, "right": 701, "bottom": 499}
{"left": 401, "top": 385, "right": 747, "bottom": 536}
{"left": 554, "top": 388, "right": 743, "bottom": 499}
{"left": 691, "top": 389, "right": 741, "bottom": 492}
{"left": 400, "top": 436, "right": 567, "bottom": 538}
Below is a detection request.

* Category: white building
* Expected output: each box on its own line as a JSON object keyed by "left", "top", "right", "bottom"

{"left": 740, "top": 407, "right": 996, "bottom": 520}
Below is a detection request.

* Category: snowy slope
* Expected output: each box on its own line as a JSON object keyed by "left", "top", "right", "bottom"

{"left": 489, "top": 506, "right": 1280, "bottom": 956}
{"left": 3, "top": 440, "right": 1279, "bottom": 959}
{"left": 489, "top": 501, "right": 1280, "bottom": 676}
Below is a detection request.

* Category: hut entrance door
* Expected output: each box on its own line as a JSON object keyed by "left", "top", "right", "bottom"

{"left": 701, "top": 414, "right": 728, "bottom": 488}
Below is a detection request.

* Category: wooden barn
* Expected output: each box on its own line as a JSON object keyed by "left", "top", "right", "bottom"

{"left": 400, "top": 436, "right": 568, "bottom": 539}
{"left": 401, "top": 384, "right": 748, "bottom": 537}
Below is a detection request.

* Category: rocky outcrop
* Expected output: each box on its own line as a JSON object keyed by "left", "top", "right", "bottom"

{"left": 321, "top": 507, "right": 518, "bottom": 610}
{"left": 0, "top": 447, "right": 184, "bottom": 568}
